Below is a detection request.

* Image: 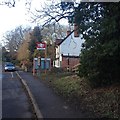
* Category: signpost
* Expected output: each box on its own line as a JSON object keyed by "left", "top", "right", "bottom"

{"left": 36, "top": 42, "right": 46, "bottom": 50}
{"left": 36, "top": 42, "right": 47, "bottom": 74}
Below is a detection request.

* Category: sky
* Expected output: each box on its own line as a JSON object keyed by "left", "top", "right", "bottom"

{"left": 0, "top": 0, "right": 85, "bottom": 47}
{"left": 0, "top": 0, "right": 59, "bottom": 45}
{"left": 0, "top": 0, "right": 118, "bottom": 46}
{"left": 0, "top": 0, "right": 33, "bottom": 45}
{"left": 0, "top": 0, "right": 70, "bottom": 46}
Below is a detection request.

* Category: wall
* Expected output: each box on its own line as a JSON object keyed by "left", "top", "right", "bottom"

{"left": 61, "top": 56, "right": 80, "bottom": 70}
{"left": 60, "top": 33, "right": 84, "bottom": 56}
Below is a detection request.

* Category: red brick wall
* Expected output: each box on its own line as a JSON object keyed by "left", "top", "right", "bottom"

{"left": 61, "top": 57, "right": 80, "bottom": 70}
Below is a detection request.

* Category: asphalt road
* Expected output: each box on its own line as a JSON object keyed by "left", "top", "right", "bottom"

{"left": 2, "top": 71, "right": 33, "bottom": 118}
{"left": 2, "top": 67, "right": 87, "bottom": 119}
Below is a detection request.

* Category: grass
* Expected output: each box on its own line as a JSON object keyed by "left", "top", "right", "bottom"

{"left": 82, "top": 85, "right": 119, "bottom": 118}
{"left": 37, "top": 70, "right": 119, "bottom": 118}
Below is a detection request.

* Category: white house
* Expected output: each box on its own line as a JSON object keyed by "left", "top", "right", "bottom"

{"left": 54, "top": 25, "right": 84, "bottom": 70}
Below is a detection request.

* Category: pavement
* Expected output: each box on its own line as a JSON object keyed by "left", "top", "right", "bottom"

{"left": 17, "top": 71, "right": 86, "bottom": 118}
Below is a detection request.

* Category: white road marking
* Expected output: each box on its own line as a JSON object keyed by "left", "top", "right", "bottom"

{"left": 11, "top": 72, "right": 14, "bottom": 78}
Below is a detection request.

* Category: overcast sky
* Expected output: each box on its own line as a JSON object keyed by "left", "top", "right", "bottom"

{"left": 0, "top": 1, "right": 51, "bottom": 44}
{"left": 0, "top": 1, "right": 33, "bottom": 45}
{"left": 0, "top": 0, "right": 70, "bottom": 46}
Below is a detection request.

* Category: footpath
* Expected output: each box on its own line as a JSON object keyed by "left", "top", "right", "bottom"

{"left": 17, "top": 71, "right": 86, "bottom": 118}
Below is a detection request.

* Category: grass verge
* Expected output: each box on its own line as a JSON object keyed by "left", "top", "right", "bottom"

{"left": 38, "top": 71, "right": 119, "bottom": 118}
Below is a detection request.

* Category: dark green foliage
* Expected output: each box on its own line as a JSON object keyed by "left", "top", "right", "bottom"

{"left": 28, "top": 26, "right": 42, "bottom": 61}
{"left": 75, "top": 3, "right": 120, "bottom": 87}
{"left": 60, "top": 2, "right": 120, "bottom": 87}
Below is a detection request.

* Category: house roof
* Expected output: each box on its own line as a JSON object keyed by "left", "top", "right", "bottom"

{"left": 55, "top": 39, "right": 63, "bottom": 46}
{"left": 55, "top": 30, "right": 75, "bottom": 46}
{"left": 62, "top": 54, "right": 80, "bottom": 58}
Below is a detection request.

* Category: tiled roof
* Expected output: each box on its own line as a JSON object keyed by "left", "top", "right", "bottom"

{"left": 55, "top": 39, "right": 63, "bottom": 45}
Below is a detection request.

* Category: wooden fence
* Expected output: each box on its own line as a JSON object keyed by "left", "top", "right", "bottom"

{"left": 72, "top": 63, "right": 80, "bottom": 74}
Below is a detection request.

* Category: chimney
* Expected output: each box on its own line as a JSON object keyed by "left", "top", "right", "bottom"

{"left": 74, "top": 23, "right": 79, "bottom": 37}
{"left": 66, "top": 30, "right": 71, "bottom": 36}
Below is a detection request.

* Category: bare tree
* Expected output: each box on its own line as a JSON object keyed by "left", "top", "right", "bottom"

{"left": 0, "top": 0, "right": 32, "bottom": 9}
{"left": 3, "top": 26, "right": 31, "bottom": 54}
{"left": 0, "top": 0, "right": 16, "bottom": 7}
{"left": 41, "top": 23, "right": 67, "bottom": 42}
{"left": 30, "top": 1, "right": 75, "bottom": 28}
{"left": 28, "top": 1, "right": 81, "bottom": 44}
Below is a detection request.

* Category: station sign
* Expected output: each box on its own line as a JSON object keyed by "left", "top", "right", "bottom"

{"left": 36, "top": 42, "right": 46, "bottom": 50}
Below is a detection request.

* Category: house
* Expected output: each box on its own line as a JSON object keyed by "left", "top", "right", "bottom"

{"left": 54, "top": 24, "right": 84, "bottom": 70}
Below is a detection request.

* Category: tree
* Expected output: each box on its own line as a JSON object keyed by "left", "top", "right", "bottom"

{"left": 3, "top": 26, "right": 31, "bottom": 52}
{"left": 0, "top": 0, "right": 16, "bottom": 7}
{"left": 17, "top": 33, "right": 30, "bottom": 62}
{"left": 41, "top": 23, "right": 67, "bottom": 42}
{"left": 77, "top": 3, "right": 120, "bottom": 87}
{"left": 0, "top": 0, "right": 32, "bottom": 8}
{"left": 30, "top": 1, "right": 120, "bottom": 87}
{"left": 29, "top": 1, "right": 75, "bottom": 62}
{"left": 28, "top": 26, "right": 42, "bottom": 61}
{"left": 41, "top": 23, "right": 67, "bottom": 61}
{"left": 3, "top": 26, "right": 31, "bottom": 63}
{"left": 30, "top": 1, "right": 75, "bottom": 27}
{"left": 17, "top": 33, "right": 32, "bottom": 71}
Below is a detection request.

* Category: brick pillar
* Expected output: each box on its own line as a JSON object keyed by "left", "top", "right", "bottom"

{"left": 67, "top": 30, "right": 71, "bottom": 36}
{"left": 74, "top": 23, "right": 79, "bottom": 37}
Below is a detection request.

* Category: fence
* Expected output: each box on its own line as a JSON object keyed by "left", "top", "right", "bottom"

{"left": 72, "top": 63, "right": 80, "bottom": 74}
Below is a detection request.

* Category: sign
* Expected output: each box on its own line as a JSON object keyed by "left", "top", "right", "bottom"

{"left": 36, "top": 42, "right": 46, "bottom": 50}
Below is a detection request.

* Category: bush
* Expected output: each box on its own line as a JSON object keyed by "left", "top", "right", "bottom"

{"left": 79, "top": 49, "right": 120, "bottom": 88}
{"left": 50, "top": 67, "right": 65, "bottom": 73}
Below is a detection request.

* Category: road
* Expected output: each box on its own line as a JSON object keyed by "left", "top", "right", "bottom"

{"left": 2, "top": 70, "right": 34, "bottom": 118}
{"left": 2, "top": 68, "right": 86, "bottom": 119}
